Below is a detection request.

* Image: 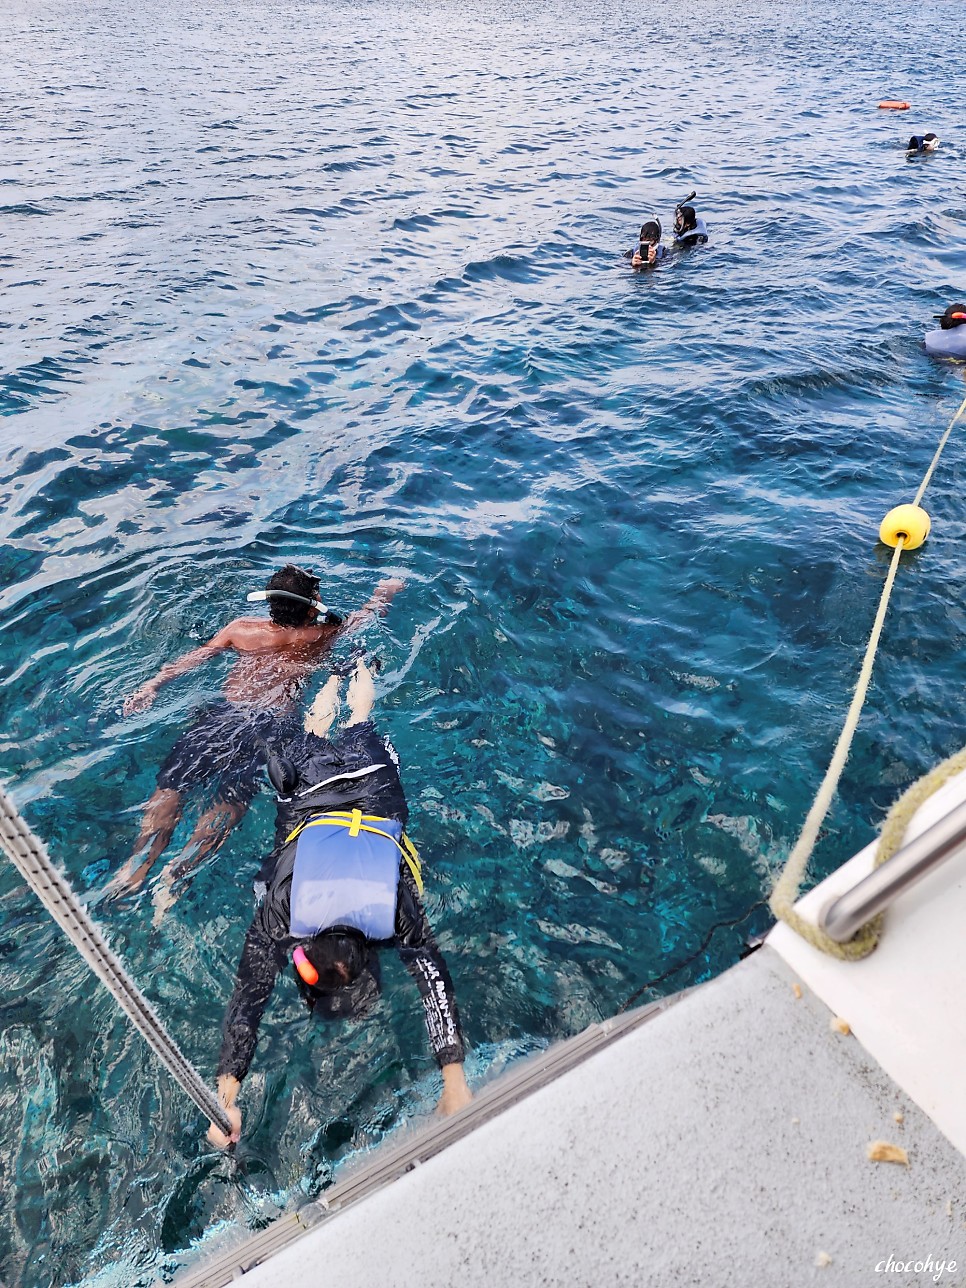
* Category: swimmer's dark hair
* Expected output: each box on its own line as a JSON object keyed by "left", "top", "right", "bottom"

{"left": 301, "top": 930, "right": 368, "bottom": 992}
{"left": 266, "top": 564, "right": 320, "bottom": 626}
{"left": 639, "top": 219, "right": 662, "bottom": 244}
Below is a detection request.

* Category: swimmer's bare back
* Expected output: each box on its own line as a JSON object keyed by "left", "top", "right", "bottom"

{"left": 220, "top": 618, "right": 342, "bottom": 707}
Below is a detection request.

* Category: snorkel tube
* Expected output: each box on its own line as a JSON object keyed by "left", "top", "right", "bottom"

{"left": 247, "top": 589, "right": 327, "bottom": 613}
{"left": 293, "top": 945, "right": 319, "bottom": 987}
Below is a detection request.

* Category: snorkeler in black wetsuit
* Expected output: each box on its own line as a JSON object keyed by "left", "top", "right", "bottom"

{"left": 207, "top": 660, "right": 471, "bottom": 1147}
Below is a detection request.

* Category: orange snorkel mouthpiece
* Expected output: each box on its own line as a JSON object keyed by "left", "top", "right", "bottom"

{"left": 293, "top": 946, "right": 319, "bottom": 987}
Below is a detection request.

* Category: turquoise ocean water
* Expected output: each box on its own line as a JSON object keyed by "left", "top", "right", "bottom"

{"left": 1, "top": 0, "right": 965, "bottom": 1281}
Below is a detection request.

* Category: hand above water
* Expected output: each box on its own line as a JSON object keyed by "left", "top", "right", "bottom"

{"left": 208, "top": 1076, "right": 242, "bottom": 1149}
{"left": 436, "top": 1063, "right": 472, "bottom": 1117}
{"left": 122, "top": 682, "right": 159, "bottom": 717}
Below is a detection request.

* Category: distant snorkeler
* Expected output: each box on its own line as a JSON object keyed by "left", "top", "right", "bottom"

{"left": 628, "top": 219, "right": 669, "bottom": 268}
{"left": 672, "top": 192, "right": 709, "bottom": 248}
{"left": 906, "top": 132, "right": 940, "bottom": 153}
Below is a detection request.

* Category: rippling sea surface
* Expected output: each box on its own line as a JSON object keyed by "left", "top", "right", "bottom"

{"left": 1, "top": 0, "right": 965, "bottom": 1280}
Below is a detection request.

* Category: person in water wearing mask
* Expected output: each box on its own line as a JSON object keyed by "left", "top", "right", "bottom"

{"left": 207, "top": 658, "right": 472, "bottom": 1147}
{"left": 924, "top": 303, "right": 966, "bottom": 360}
{"left": 629, "top": 219, "right": 669, "bottom": 268}
{"left": 672, "top": 193, "right": 709, "bottom": 249}
{"left": 907, "top": 132, "right": 940, "bottom": 154}
{"left": 109, "top": 565, "right": 404, "bottom": 922}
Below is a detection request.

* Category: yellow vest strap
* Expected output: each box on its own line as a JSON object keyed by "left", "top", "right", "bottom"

{"left": 286, "top": 812, "right": 424, "bottom": 895}
{"left": 400, "top": 832, "right": 423, "bottom": 895}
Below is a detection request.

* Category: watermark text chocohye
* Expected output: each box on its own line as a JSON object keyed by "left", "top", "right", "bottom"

{"left": 875, "top": 1254, "right": 957, "bottom": 1283}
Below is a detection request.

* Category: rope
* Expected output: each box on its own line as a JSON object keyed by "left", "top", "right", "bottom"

{"left": 0, "top": 783, "right": 231, "bottom": 1135}
{"left": 914, "top": 391, "right": 966, "bottom": 506}
{"left": 769, "top": 392, "right": 966, "bottom": 957}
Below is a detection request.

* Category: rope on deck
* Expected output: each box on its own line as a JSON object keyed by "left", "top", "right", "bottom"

{"left": 769, "top": 391, "right": 966, "bottom": 959}
{"left": 0, "top": 782, "right": 231, "bottom": 1135}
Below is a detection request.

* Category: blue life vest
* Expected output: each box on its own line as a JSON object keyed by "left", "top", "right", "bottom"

{"left": 289, "top": 813, "right": 403, "bottom": 941}
{"left": 674, "top": 216, "right": 709, "bottom": 247}
{"left": 924, "top": 327, "right": 966, "bottom": 359}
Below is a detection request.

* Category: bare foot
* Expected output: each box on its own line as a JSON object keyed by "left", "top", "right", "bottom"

{"left": 101, "top": 859, "right": 151, "bottom": 902}
{"left": 151, "top": 878, "right": 179, "bottom": 927}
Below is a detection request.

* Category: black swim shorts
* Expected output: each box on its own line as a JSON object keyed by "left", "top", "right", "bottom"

{"left": 156, "top": 702, "right": 298, "bottom": 807}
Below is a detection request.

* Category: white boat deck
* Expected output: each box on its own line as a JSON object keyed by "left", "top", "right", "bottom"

{"left": 176, "top": 771, "right": 966, "bottom": 1288}
{"left": 768, "top": 767, "right": 966, "bottom": 1158}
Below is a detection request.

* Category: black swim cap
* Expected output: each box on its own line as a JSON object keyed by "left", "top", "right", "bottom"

{"left": 639, "top": 219, "right": 662, "bottom": 243}
{"left": 938, "top": 304, "right": 966, "bottom": 330}
{"left": 298, "top": 928, "right": 369, "bottom": 993}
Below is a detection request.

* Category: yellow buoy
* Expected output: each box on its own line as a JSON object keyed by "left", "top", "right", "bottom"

{"left": 879, "top": 504, "right": 930, "bottom": 550}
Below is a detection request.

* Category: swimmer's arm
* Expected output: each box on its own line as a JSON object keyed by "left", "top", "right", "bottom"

{"left": 340, "top": 577, "right": 406, "bottom": 634}
{"left": 208, "top": 918, "right": 281, "bottom": 1147}
{"left": 397, "top": 933, "right": 471, "bottom": 1116}
{"left": 394, "top": 866, "right": 469, "bottom": 1115}
{"left": 123, "top": 623, "right": 237, "bottom": 716}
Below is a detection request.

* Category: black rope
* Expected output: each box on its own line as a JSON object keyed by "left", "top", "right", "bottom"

{"left": 616, "top": 898, "right": 770, "bottom": 1015}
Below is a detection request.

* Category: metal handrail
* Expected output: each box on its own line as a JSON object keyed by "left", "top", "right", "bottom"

{"left": 820, "top": 797, "right": 966, "bottom": 943}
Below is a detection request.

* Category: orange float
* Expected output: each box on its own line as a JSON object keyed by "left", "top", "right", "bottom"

{"left": 878, "top": 100, "right": 911, "bottom": 110}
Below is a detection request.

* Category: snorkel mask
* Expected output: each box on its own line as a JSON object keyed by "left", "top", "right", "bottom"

{"left": 639, "top": 219, "right": 662, "bottom": 245}
{"left": 293, "top": 930, "right": 368, "bottom": 992}
{"left": 674, "top": 191, "right": 697, "bottom": 234}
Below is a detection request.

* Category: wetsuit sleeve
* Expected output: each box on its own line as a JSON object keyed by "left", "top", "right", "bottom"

{"left": 394, "top": 864, "right": 465, "bottom": 1068}
{"left": 216, "top": 915, "right": 284, "bottom": 1083}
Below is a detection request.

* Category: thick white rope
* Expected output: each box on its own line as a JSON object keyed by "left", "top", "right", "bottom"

{"left": 914, "top": 391, "right": 966, "bottom": 505}
{"left": 0, "top": 783, "right": 231, "bottom": 1134}
{"left": 770, "top": 391, "right": 966, "bottom": 957}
